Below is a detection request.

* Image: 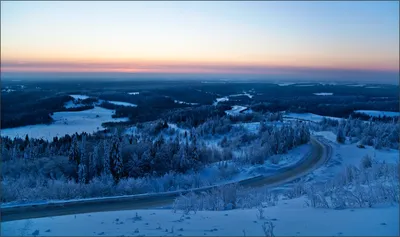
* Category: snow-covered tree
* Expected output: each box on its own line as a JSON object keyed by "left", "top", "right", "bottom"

{"left": 80, "top": 133, "right": 87, "bottom": 165}
{"left": 69, "top": 135, "right": 80, "bottom": 164}
{"left": 336, "top": 124, "right": 346, "bottom": 144}
{"left": 103, "top": 139, "right": 111, "bottom": 175}
{"left": 110, "top": 135, "right": 123, "bottom": 183}
{"left": 78, "top": 163, "right": 87, "bottom": 184}
{"left": 89, "top": 144, "right": 99, "bottom": 179}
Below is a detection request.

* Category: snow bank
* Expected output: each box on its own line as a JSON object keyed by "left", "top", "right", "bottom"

{"left": 0, "top": 107, "right": 128, "bottom": 140}
{"left": 2, "top": 197, "right": 397, "bottom": 236}
{"left": 354, "top": 110, "right": 399, "bottom": 118}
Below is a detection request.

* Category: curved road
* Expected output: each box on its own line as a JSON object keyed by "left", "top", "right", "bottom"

{"left": 1, "top": 136, "right": 331, "bottom": 222}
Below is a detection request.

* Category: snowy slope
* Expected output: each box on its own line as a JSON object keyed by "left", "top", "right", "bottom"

{"left": 0, "top": 107, "right": 128, "bottom": 140}
{"left": 311, "top": 131, "right": 399, "bottom": 182}
{"left": 2, "top": 197, "right": 397, "bottom": 236}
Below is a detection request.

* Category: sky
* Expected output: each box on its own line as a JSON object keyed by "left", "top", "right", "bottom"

{"left": 1, "top": 1, "right": 399, "bottom": 82}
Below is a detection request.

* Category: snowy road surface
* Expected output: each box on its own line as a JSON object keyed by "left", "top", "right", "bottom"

{"left": 1, "top": 137, "right": 331, "bottom": 222}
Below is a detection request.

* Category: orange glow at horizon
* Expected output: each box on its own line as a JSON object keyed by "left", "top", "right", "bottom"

{"left": 1, "top": 1, "right": 398, "bottom": 76}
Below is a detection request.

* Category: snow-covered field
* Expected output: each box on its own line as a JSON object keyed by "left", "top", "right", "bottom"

{"left": 174, "top": 100, "right": 199, "bottom": 106}
{"left": 0, "top": 107, "right": 128, "bottom": 140}
{"left": 294, "top": 84, "right": 314, "bottom": 87}
{"left": 1, "top": 88, "right": 16, "bottom": 93}
{"left": 225, "top": 106, "right": 248, "bottom": 116}
{"left": 66, "top": 95, "right": 137, "bottom": 108}
{"left": 365, "top": 86, "right": 381, "bottom": 89}
{"left": 228, "top": 91, "right": 253, "bottom": 99}
{"left": 277, "top": 83, "right": 295, "bottom": 86}
{"left": 354, "top": 110, "right": 399, "bottom": 118}
{"left": 313, "top": 92, "right": 333, "bottom": 96}
{"left": 346, "top": 84, "right": 365, "bottom": 87}
{"left": 107, "top": 100, "right": 137, "bottom": 107}
{"left": 284, "top": 113, "right": 341, "bottom": 123}
{"left": 70, "top": 94, "right": 89, "bottom": 100}
{"left": 213, "top": 97, "right": 229, "bottom": 105}
{"left": 2, "top": 196, "right": 397, "bottom": 236}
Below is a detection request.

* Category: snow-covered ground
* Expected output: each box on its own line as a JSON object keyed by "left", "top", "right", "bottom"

{"left": 107, "top": 100, "right": 137, "bottom": 107}
{"left": 128, "top": 92, "right": 140, "bottom": 95}
{"left": 294, "top": 84, "right": 314, "bottom": 87}
{"left": 69, "top": 94, "right": 90, "bottom": 100}
{"left": 196, "top": 144, "right": 312, "bottom": 187}
{"left": 365, "top": 86, "right": 381, "bottom": 89}
{"left": 174, "top": 100, "right": 199, "bottom": 106}
{"left": 232, "top": 121, "right": 288, "bottom": 133}
{"left": 284, "top": 113, "right": 341, "bottom": 123}
{"left": 277, "top": 83, "right": 295, "bottom": 86}
{"left": 346, "top": 84, "right": 365, "bottom": 87}
{"left": 354, "top": 110, "right": 399, "bottom": 118}
{"left": 310, "top": 131, "right": 399, "bottom": 183}
{"left": 313, "top": 92, "right": 333, "bottom": 96}
{"left": 0, "top": 107, "right": 128, "bottom": 140}
{"left": 2, "top": 196, "right": 397, "bottom": 236}
{"left": 228, "top": 91, "right": 253, "bottom": 99}
{"left": 225, "top": 106, "right": 248, "bottom": 116}
{"left": 213, "top": 97, "right": 229, "bottom": 105}
{"left": 233, "top": 144, "right": 312, "bottom": 181}
{"left": 65, "top": 95, "right": 137, "bottom": 108}
{"left": 64, "top": 100, "right": 88, "bottom": 109}
{"left": 1, "top": 88, "right": 16, "bottom": 93}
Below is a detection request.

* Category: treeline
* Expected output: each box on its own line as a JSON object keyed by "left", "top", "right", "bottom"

{"left": 1, "top": 117, "right": 310, "bottom": 187}
{"left": 237, "top": 121, "right": 310, "bottom": 165}
{"left": 249, "top": 98, "right": 399, "bottom": 121}
{"left": 1, "top": 94, "right": 73, "bottom": 128}
{"left": 350, "top": 112, "right": 398, "bottom": 123}
{"left": 164, "top": 105, "right": 229, "bottom": 128}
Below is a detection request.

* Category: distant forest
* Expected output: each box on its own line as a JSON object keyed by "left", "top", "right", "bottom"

{"left": 1, "top": 80, "right": 398, "bottom": 129}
